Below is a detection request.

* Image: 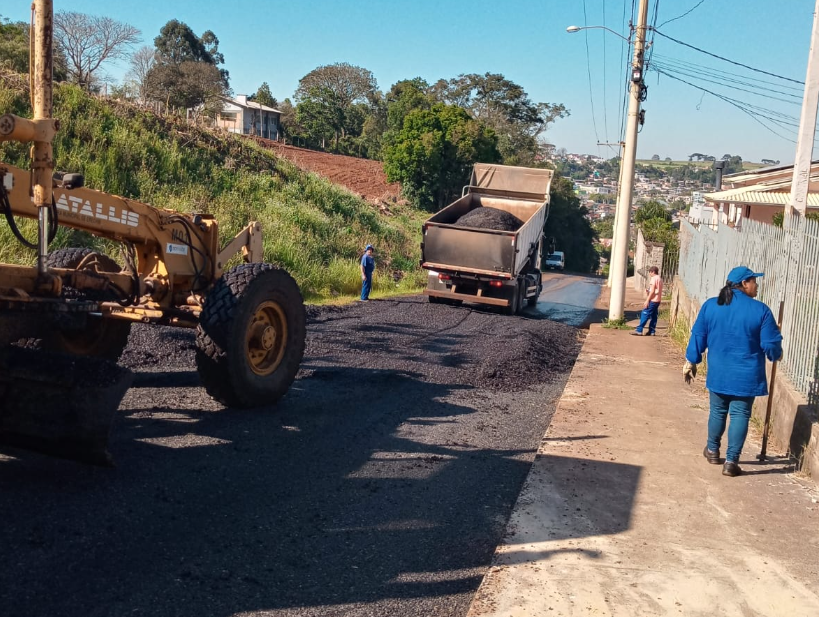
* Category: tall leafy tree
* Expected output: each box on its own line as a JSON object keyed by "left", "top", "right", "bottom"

{"left": 385, "top": 78, "right": 433, "bottom": 132}
{"left": 0, "top": 16, "right": 29, "bottom": 74}
{"left": 383, "top": 103, "right": 500, "bottom": 210}
{"left": 249, "top": 82, "right": 278, "bottom": 108}
{"left": 53, "top": 11, "right": 141, "bottom": 90}
{"left": 295, "top": 63, "right": 377, "bottom": 151}
{"left": 145, "top": 20, "right": 229, "bottom": 113}
{"left": 432, "top": 73, "right": 568, "bottom": 166}
{"left": 542, "top": 176, "right": 599, "bottom": 273}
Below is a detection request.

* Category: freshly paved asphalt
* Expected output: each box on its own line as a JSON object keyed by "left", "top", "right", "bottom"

{"left": 0, "top": 280, "right": 600, "bottom": 617}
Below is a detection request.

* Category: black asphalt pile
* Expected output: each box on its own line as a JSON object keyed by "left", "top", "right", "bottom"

{"left": 454, "top": 206, "right": 523, "bottom": 231}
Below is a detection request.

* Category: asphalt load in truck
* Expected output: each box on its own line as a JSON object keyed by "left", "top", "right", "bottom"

{"left": 1, "top": 296, "right": 583, "bottom": 617}
{"left": 453, "top": 206, "right": 523, "bottom": 232}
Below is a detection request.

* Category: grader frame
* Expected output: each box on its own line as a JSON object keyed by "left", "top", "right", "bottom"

{"left": 0, "top": 0, "right": 306, "bottom": 464}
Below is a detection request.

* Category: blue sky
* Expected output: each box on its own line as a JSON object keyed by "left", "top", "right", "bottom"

{"left": 3, "top": 0, "right": 816, "bottom": 163}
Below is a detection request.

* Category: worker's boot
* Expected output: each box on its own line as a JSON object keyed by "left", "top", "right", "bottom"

{"left": 703, "top": 446, "right": 720, "bottom": 464}
{"left": 722, "top": 461, "right": 743, "bottom": 477}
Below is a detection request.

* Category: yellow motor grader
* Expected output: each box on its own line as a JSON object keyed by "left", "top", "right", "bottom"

{"left": 0, "top": 0, "right": 305, "bottom": 463}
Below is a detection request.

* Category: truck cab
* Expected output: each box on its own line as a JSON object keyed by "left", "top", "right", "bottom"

{"left": 544, "top": 251, "right": 565, "bottom": 271}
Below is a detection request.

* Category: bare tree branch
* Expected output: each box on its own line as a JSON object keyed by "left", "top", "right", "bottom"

{"left": 53, "top": 11, "right": 141, "bottom": 90}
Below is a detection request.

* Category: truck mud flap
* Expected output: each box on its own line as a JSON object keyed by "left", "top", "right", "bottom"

{"left": 0, "top": 347, "right": 132, "bottom": 466}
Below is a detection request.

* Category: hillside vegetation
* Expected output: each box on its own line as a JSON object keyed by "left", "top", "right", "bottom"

{"left": 0, "top": 81, "right": 427, "bottom": 301}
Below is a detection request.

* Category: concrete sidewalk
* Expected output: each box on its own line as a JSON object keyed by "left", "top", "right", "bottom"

{"left": 467, "top": 284, "right": 819, "bottom": 617}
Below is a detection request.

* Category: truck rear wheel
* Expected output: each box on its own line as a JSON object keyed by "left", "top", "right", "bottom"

{"left": 504, "top": 282, "right": 520, "bottom": 316}
{"left": 195, "top": 263, "right": 306, "bottom": 409}
{"left": 42, "top": 248, "right": 132, "bottom": 361}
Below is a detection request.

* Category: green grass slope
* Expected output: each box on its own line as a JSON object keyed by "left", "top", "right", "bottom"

{"left": 0, "top": 81, "right": 426, "bottom": 302}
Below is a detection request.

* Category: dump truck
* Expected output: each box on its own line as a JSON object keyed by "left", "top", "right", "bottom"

{"left": 0, "top": 0, "right": 305, "bottom": 464}
{"left": 421, "top": 164, "right": 553, "bottom": 314}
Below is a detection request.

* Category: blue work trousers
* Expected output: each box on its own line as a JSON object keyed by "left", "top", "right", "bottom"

{"left": 635, "top": 301, "right": 660, "bottom": 334}
{"left": 707, "top": 391, "right": 755, "bottom": 463}
{"left": 361, "top": 275, "right": 372, "bottom": 301}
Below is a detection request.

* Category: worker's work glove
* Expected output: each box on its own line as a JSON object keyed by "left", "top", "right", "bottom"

{"left": 683, "top": 361, "right": 697, "bottom": 385}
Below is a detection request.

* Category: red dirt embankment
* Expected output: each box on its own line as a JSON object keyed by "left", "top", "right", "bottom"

{"left": 250, "top": 137, "right": 403, "bottom": 210}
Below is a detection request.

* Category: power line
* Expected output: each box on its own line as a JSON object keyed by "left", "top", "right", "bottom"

{"left": 652, "top": 28, "right": 805, "bottom": 85}
{"left": 582, "top": 0, "right": 602, "bottom": 147}
{"left": 656, "top": 0, "right": 707, "bottom": 30}
{"left": 602, "top": 0, "right": 609, "bottom": 141}
{"left": 651, "top": 60, "right": 803, "bottom": 105}
{"left": 653, "top": 68, "right": 808, "bottom": 144}
{"left": 652, "top": 53, "right": 804, "bottom": 94}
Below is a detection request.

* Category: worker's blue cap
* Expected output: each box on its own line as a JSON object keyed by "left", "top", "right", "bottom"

{"left": 726, "top": 266, "right": 763, "bottom": 284}
{"left": 365, "top": 244, "right": 374, "bottom": 251}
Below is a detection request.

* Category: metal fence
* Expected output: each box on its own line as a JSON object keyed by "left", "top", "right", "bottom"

{"left": 678, "top": 216, "right": 819, "bottom": 398}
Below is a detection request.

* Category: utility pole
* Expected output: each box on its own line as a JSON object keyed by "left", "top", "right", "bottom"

{"left": 787, "top": 0, "right": 819, "bottom": 227}
{"left": 608, "top": 0, "right": 649, "bottom": 321}
{"left": 603, "top": 140, "right": 625, "bottom": 287}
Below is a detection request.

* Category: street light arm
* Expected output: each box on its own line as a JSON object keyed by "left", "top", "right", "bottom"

{"left": 566, "top": 24, "right": 630, "bottom": 43}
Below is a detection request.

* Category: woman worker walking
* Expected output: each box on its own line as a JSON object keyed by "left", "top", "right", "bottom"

{"left": 683, "top": 266, "right": 783, "bottom": 477}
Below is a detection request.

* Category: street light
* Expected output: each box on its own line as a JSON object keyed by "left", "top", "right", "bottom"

{"left": 566, "top": 25, "right": 630, "bottom": 43}
{"left": 567, "top": 0, "right": 650, "bottom": 322}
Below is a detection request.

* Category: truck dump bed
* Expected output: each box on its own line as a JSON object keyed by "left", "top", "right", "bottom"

{"left": 421, "top": 164, "right": 553, "bottom": 277}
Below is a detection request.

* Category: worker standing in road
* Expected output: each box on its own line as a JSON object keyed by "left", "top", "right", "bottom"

{"left": 632, "top": 266, "right": 663, "bottom": 336}
{"left": 683, "top": 266, "right": 783, "bottom": 477}
{"left": 360, "top": 244, "right": 375, "bottom": 301}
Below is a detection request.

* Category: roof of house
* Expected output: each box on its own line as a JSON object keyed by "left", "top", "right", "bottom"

{"left": 704, "top": 181, "right": 819, "bottom": 207}
{"left": 705, "top": 160, "right": 819, "bottom": 208}
{"left": 222, "top": 96, "right": 281, "bottom": 114}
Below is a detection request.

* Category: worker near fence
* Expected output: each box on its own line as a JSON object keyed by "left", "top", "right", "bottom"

{"left": 360, "top": 244, "right": 375, "bottom": 301}
{"left": 632, "top": 265, "right": 663, "bottom": 336}
{"left": 683, "top": 266, "right": 783, "bottom": 477}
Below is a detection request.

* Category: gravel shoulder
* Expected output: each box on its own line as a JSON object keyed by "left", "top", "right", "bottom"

{"left": 0, "top": 296, "right": 582, "bottom": 617}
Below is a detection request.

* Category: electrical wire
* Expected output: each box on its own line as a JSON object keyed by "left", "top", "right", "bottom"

{"left": 652, "top": 68, "right": 806, "bottom": 144}
{"left": 652, "top": 29, "right": 805, "bottom": 85}
{"left": 582, "top": 0, "right": 602, "bottom": 147}
{"left": 651, "top": 60, "right": 802, "bottom": 105}
{"left": 602, "top": 0, "right": 609, "bottom": 141}
{"left": 657, "top": 0, "right": 707, "bottom": 30}
{"left": 652, "top": 54, "right": 804, "bottom": 96}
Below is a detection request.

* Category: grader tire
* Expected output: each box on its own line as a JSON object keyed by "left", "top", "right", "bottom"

{"left": 195, "top": 263, "right": 306, "bottom": 409}
{"left": 42, "top": 248, "right": 132, "bottom": 361}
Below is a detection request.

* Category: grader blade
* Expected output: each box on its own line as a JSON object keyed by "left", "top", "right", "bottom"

{"left": 0, "top": 347, "right": 132, "bottom": 466}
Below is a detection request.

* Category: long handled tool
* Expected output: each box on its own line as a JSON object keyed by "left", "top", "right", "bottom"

{"left": 757, "top": 299, "right": 785, "bottom": 462}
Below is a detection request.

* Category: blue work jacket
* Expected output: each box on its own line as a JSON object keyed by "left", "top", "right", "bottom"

{"left": 361, "top": 253, "right": 374, "bottom": 277}
{"left": 685, "top": 290, "right": 783, "bottom": 397}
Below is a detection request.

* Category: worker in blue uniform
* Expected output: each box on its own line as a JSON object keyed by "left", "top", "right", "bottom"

{"left": 684, "top": 266, "right": 783, "bottom": 477}
{"left": 360, "top": 244, "right": 375, "bottom": 301}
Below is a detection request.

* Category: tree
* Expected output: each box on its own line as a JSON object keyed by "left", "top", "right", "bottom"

{"left": 542, "top": 176, "right": 599, "bottom": 273}
{"left": 593, "top": 217, "right": 614, "bottom": 239}
{"left": 124, "top": 46, "right": 156, "bottom": 101}
{"left": 634, "top": 200, "right": 671, "bottom": 224}
{"left": 431, "top": 72, "right": 568, "bottom": 166}
{"left": 383, "top": 103, "right": 500, "bottom": 209}
{"left": 250, "top": 82, "right": 277, "bottom": 108}
{"left": 664, "top": 157, "right": 672, "bottom": 162}
{"left": 295, "top": 63, "right": 378, "bottom": 151}
{"left": 53, "top": 11, "right": 141, "bottom": 90}
{"left": 651, "top": 154, "right": 660, "bottom": 161}
{"left": 146, "top": 20, "right": 229, "bottom": 113}
{"left": 0, "top": 16, "right": 29, "bottom": 73}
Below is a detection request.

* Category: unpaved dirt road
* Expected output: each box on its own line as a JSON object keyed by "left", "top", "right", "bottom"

{"left": 0, "top": 290, "right": 596, "bottom": 617}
